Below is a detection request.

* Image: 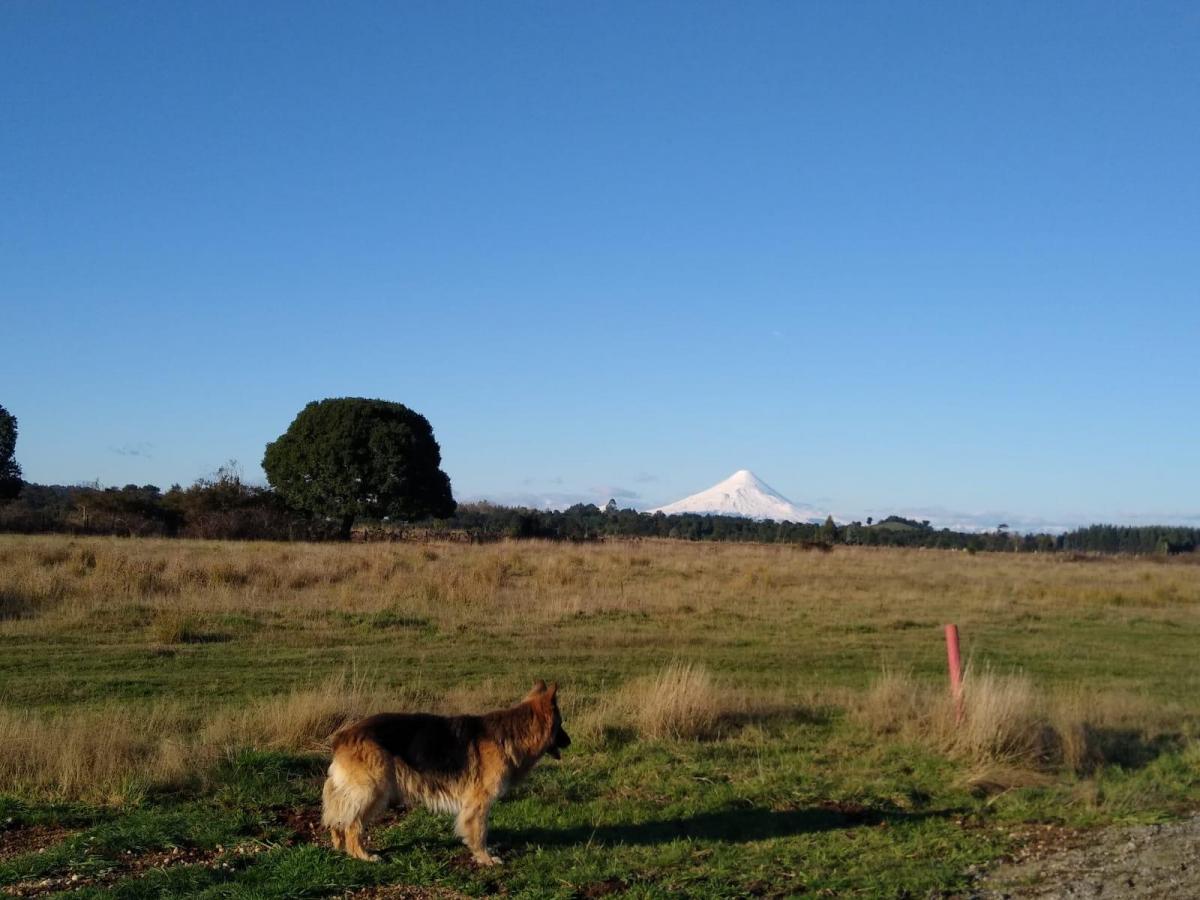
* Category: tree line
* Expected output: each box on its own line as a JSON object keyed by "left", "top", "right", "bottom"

{"left": 2, "top": 478, "right": 1197, "bottom": 556}
{"left": 389, "top": 506, "right": 1198, "bottom": 555}
{"left": 1, "top": 400, "right": 1195, "bottom": 555}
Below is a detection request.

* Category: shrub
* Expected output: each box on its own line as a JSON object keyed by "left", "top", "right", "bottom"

{"left": 151, "top": 610, "right": 205, "bottom": 645}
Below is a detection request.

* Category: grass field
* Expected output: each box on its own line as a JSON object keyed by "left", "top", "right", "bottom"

{"left": 1, "top": 534, "right": 1199, "bottom": 897}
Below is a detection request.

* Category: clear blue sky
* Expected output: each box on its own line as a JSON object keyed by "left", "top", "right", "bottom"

{"left": 3, "top": 1, "right": 1198, "bottom": 529}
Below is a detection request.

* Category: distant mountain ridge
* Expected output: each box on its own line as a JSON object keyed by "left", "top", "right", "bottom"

{"left": 649, "top": 470, "right": 826, "bottom": 523}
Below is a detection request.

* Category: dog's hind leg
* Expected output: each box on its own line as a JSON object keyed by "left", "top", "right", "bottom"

{"left": 322, "top": 770, "right": 352, "bottom": 854}
{"left": 344, "top": 784, "right": 392, "bottom": 862}
{"left": 343, "top": 820, "right": 379, "bottom": 862}
{"left": 343, "top": 778, "right": 392, "bottom": 862}
{"left": 322, "top": 747, "right": 393, "bottom": 861}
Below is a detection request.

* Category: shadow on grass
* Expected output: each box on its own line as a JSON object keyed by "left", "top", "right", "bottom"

{"left": 716, "top": 704, "right": 834, "bottom": 731}
{"left": 500, "top": 802, "right": 959, "bottom": 849}
{"left": 0, "top": 589, "right": 38, "bottom": 621}
{"left": 1075, "top": 728, "right": 1186, "bottom": 775}
{"left": 593, "top": 706, "right": 835, "bottom": 749}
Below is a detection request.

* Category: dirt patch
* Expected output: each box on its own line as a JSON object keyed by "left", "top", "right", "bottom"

{"left": 577, "top": 877, "right": 629, "bottom": 898}
{"left": 344, "top": 887, "right": 467, "bottom": 899}
{"left": 967, "top": 814, "right": 1200, "bottom": 899}
{"left": 0, "top": 824, "right": 78, "bottom": 862}
{"left": 276, "top": 804, "right": 324, "bottom": 843}
{"left": 283, "top": 803, "right": 410, "bottom": 849}
{"left": 1, "top": 805, "right": 355, "bottom": 896}
{"left": 1, "top": 842, "right": 265, "bottom": 897}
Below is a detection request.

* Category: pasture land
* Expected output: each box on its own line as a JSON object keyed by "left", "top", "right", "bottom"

{"left": 1, "top": 534, "right": 1198, "bottom": 897}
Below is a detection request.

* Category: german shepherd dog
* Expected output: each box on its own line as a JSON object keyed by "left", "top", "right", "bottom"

{"left": 322, "top": 681, "right": 570, "bottom": 865}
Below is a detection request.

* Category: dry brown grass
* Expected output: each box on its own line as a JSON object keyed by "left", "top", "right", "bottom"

{"left": 201, "top": 670, "right": 403, "bottom": 754}
{"left": 3, "top": 535, "right": 1199, "bottom": 642}
{"left": 854, "top": 669, "right": 929, "bottom": 737}
{"left": 0, "top": 703, "right": 196, "bottom": 803}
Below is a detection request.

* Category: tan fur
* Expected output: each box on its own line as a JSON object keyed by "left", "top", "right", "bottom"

{"left": 321, "top": 681, "right": 568, "bottom": 865}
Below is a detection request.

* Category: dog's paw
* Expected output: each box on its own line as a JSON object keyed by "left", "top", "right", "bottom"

{"left": 363, "top": 853, "right": 381, "bottom": 863}
{"left": 474, "top": 851, "right": 502, "bottom": 867}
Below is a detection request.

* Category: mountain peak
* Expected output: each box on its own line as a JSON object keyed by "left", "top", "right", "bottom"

{"left": 649, "top": 471, "right": 826, "bottom": 523}
{"left": 724, "top": 468, "right": 771, "bottom": 487}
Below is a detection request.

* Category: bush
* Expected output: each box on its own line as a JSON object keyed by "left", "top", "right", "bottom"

{"left": 151, "top": 610, "right": 206, "bottom": 645}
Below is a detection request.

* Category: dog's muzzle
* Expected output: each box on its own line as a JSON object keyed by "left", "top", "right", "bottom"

{"left": 548, "top": 728, "right": 571, "bottom": 759}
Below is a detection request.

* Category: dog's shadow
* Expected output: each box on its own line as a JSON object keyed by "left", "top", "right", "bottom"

{"left": 497, "top": 802, "right": 956, "bottom": 849}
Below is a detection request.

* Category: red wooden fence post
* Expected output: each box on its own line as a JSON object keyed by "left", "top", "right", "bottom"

{"left": 944, "top": 623, "right": 964, "bottom": 724}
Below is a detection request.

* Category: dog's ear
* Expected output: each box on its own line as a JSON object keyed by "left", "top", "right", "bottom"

{"left": 531, "top": 679, "right": 547, "bottom": 693}
{"left": 547, "top": 681, "right": 558, "bottom": 701}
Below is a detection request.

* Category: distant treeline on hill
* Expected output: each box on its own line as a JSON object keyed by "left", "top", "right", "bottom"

{"left": 425, "top": 505, "right": 1198, "bottom": 556}
{"left": 0, "top": 471, "right": 1196, "bottom": 557}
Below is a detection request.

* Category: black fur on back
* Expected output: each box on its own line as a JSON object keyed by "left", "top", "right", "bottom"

{"left": 346, "top": 713, "right": 480, "bottom": 775}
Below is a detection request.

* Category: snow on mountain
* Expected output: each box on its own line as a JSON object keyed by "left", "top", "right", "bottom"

{"left": 649, "top": 470, "right": 827, "bottom": 523}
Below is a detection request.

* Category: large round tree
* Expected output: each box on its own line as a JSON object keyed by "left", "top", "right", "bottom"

{"left": 0, "top": 404, "right": 21, "bottom": 501}
{"left": 263, "top": 398, "right": 455, "bottom": 538}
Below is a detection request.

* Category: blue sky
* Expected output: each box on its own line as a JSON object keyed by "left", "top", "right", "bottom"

{"left": 2, "top": 1, "right": 1198, "bottom": 530}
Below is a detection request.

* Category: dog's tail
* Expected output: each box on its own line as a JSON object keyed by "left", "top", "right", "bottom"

{"left": 321, "top": 740, "right": 395, "bottom": 830}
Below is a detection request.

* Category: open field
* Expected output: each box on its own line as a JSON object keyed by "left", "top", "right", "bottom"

{"left": 1, "top": 534, "right": 1199, "bottom": 897}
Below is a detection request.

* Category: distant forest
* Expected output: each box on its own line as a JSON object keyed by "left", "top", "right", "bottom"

{"left": 1, "top": 469, "right": 1196, "bottom": 557}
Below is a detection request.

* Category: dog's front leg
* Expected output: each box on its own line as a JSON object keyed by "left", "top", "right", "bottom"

{"left": 456, "top": 800, "right": 499, "bottom": 866}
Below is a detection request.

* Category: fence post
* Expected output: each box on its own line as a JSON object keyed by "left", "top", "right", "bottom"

{"left": 944, "top": 623, "right": 964, "bottom": 724}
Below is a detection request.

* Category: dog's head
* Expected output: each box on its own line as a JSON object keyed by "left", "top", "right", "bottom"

{"left": 527, "top": 679, "right": 571, "bottom": 760}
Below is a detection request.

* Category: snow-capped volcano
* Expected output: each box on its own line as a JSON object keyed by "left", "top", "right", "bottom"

{"left": 649, "top": 470, "right": 826, "bottom": 523}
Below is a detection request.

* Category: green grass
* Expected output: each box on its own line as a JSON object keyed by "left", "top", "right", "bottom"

{"left": 7, "top": 736, "right": 1196, "bottom": 898}
{"left": 0, "top": 740, "right": 1005, "bottom": 898}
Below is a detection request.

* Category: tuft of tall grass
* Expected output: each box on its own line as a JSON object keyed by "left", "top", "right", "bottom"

{"left": 855, "top": 669, "right": 927, "bottom": 737}
{"left": 857, "top": 668, "right": 1184, "bottom": 787}
{"left": 150, "top": 609, "right": 205, "bottom": 644}
{"left": 948, "top": 669, "right": 1048, "bottom": 765}
{"left": 579, "top": 662, "right": 810, "bottom": 742}
{"left": 628, "top": 662, "right": 722, "bottom": 740}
